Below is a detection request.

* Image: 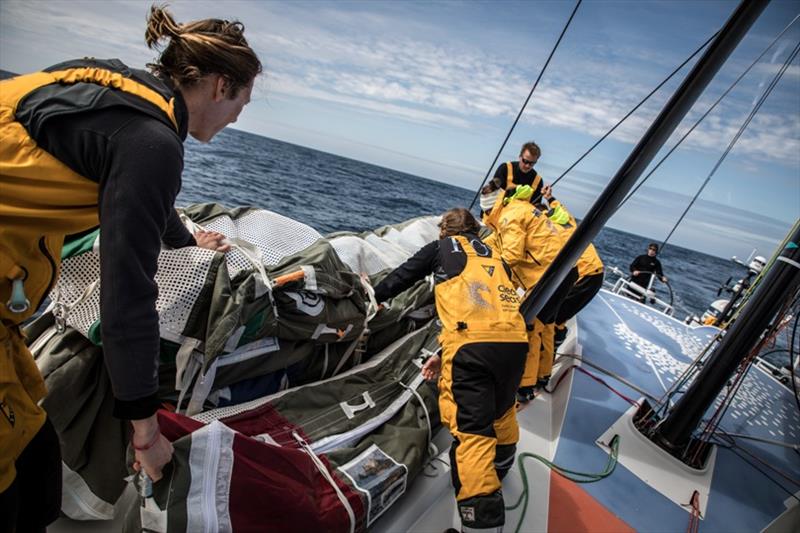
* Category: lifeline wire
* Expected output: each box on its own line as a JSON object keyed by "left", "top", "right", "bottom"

{"left": 549, "top": 30, "right": 719, "bottom": 188}
{"left": 616, "top": 15, "right": 799, "bottom": 210}
{"left": 468, "top": 0, "right": 582, "bottom": 210}
{"left": 658, "top": 39, "right": 800, "bottom": 252}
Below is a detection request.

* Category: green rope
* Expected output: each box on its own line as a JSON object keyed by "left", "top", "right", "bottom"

{"left": 506, "top": 435, "right": 620, "bottom": 533}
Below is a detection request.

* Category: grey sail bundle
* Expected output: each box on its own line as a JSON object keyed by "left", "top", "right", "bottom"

{"left": 27, "top": 205, "right": 442, "bottom": 524}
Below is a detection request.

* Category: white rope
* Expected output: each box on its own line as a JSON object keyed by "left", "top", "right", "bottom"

{"left": 359, "top": 273, "right": 379, "bottom": 322}
{"left": 292, "top": 431, "right": 356, "bottom": 533}
{"left": 398, "top": 381, "right": 433, "bottom": 451}
{"left": 51, "top": 279, "right": 100, "bottom": 333}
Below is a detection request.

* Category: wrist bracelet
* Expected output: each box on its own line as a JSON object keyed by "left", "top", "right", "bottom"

{"left": 132, "top": 430, "right": 161, "bottom": 451}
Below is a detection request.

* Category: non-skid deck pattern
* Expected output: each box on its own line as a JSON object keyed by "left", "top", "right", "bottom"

{"left": 553, "top": 289, "right": 800, "bottom": 532}
{"left": 375, "top": 288, "right": 799, "bottom": 532}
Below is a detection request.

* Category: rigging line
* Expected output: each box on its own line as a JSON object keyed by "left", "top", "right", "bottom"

{"left": 715, "top": 437, "right": 800, "bottom": 502}
{"left": 659, "top": 39, "right": 800, "bottom": 252}
{"left": 693, "top": 295, "right": 797, "bottom": 459}
{"left": 616, "top": 14, "right": 800, "bottom": 211}
{"left": 715, "top": 429, "right": 800, "bottom": 451}
{"left": 789, "top": 303, "right": 800, "bottom": 414}
{"left": 712, "top": 432, "right": 800, "bottom": 491}
{"left": 467, "top": 0, "right": 582, "bottom": 210}
{"left": 554, "top": 352, "right": 661, "bottom": 403}
{"left": 549, "top": 31, "right": 719, "bottom": 188}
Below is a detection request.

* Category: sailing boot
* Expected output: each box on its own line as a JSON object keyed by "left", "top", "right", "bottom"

{"left": 458, "top": 490, "right": 505, "bottom": 532}
{"left": 516, "top": 386, "right": 536, "bottom": 404}
{"left": 535, "top": 376, "right": 550, "bottom": 392}
{"left": 554, "top": 324, "right": 568, "bottom": 349}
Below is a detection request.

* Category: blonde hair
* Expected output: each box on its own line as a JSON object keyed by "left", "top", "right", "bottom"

{"left": 439, "top": 208, "right": 481, "bottom": 237}
{"left": 145, "top": 4, "right": 262, "bottom": 97}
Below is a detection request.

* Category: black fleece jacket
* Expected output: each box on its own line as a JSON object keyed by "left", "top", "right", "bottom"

{"left": 35, "top": 85, "right": 194, "bottom": 420}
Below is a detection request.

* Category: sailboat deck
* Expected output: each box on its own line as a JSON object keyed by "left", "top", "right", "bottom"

{"left": 550, "top": 289, "right": 799, "bottom": 531}
{"left": 378, "top": 288, "right": 799, "bottom": 532}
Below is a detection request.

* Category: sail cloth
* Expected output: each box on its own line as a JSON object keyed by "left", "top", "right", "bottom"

{"left": 28, "top": 206, "right": 442, "bottom": 522}
{"left": 46, "top": 204, "right": 439, "bottom": 413}
{"left": 26, "top": 315, "right": 130, "bottom": 520}
{"left": 124, "top": 321, "right": 441, "bottom": 533}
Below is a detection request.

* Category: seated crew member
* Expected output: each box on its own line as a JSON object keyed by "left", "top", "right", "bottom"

{"left": 480, "top": 141, "right": 546, "bottom": 225}
{"left": 481, "top": 185, "right": 578, "bottom": 402}
{"left": 0, "top": 7, "right": 261, "bottom": 530}
{"left": 629, "top": 243, "right": 668, "bottom": 300}
{"left": 542, "top": 187, "right": 605, "bottom": 349}
{"left": 373, "top": 208, "right": 528, "bottom": 533}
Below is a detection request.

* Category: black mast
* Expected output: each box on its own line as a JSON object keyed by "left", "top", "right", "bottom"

{"left": 654, "top": 223, "right": 800, "bottom": 450}
{"left": 520, "top": 0, "right": 769, "bottom": 322}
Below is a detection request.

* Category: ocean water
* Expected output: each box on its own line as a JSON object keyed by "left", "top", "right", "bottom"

{"left": 179, "top": 129, "right": 792, "bottom": 367}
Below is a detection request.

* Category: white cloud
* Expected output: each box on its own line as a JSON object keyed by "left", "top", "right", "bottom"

{"left": 2, "top": 0, "right": 797, "bottom": 169}
{"left": 243, "top": 4, "right": 800, "bottom": 167}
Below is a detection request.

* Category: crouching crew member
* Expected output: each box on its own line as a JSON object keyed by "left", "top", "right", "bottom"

{"left": 482, "top": 184, "right": 579, "bottom": 402}
{"left": 374, "top": 208, "right": 528, "bottom": 532}
{"left": 542, "top": 187, "right": 605, "bottom": 348}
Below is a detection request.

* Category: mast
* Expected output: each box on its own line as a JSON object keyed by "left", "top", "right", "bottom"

{"left": 654, "top": 223, "right": 800, "bottom": 450}
{"left": 520, "top": 0, "right": 770, "bottom": 322}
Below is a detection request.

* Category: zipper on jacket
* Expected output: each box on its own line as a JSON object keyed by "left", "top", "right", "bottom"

{"left": 39, "top": 236, "right": 57, "bottom": 303}
{"left": 512, "top": 269, "right": 528, "bottom": 291}
{"left": 526, "top": 250, "right": 541, "bottom": 266}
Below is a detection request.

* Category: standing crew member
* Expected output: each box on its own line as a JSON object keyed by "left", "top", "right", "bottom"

{"left": 0, "top": 7, "right": 261, "bottom": 530}
{"left": 629, "top": 243, "right": 668, "bottom": 299}
{"left": 481, "top": 141, "right": 545, "bottom": 225}
{"left": 374, "top": 208, "right": 528, "bottom": 532}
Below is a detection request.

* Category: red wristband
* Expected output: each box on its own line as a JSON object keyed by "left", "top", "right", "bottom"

{"left": 132, "top": 431, "right": 161, "bottom": 451}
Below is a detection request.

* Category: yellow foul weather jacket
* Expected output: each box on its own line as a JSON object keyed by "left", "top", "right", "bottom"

{"left": 0, "top": 59, "right": 179, "bottom": 491}
{"left": 548, "top": 199, "right": 604, "bottom": 279}
{"left": 492, "top": 199, "right": 570, "bottom": 293}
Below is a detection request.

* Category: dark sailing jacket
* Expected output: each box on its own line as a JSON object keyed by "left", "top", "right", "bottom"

{"left": 629, "top": 254, "right": 665, "bottom": 288}
{"left": 493, "top": 161, "right": 543, "bottom": 195}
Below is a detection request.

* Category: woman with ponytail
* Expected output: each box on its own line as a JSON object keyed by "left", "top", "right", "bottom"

{"left": 0, "top": 6, "right": 262, "bottom": 528}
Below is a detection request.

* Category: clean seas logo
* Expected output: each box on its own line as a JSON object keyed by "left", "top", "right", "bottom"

{"left": 497, "top": 284, "right": 520, "bottom": 303}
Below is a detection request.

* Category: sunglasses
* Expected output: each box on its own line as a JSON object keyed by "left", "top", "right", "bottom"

{"left": 521, "top": 157, "right": 536, "bottom": 165}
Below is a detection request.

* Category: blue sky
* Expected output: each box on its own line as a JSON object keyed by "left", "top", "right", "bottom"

{"left": 1, "top": 0, "right": 798, "bottom": 258}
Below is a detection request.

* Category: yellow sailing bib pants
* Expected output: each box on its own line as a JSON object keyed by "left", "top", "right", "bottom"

{"left": 434, "top": 235, "right": 528, "bottom": 530}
